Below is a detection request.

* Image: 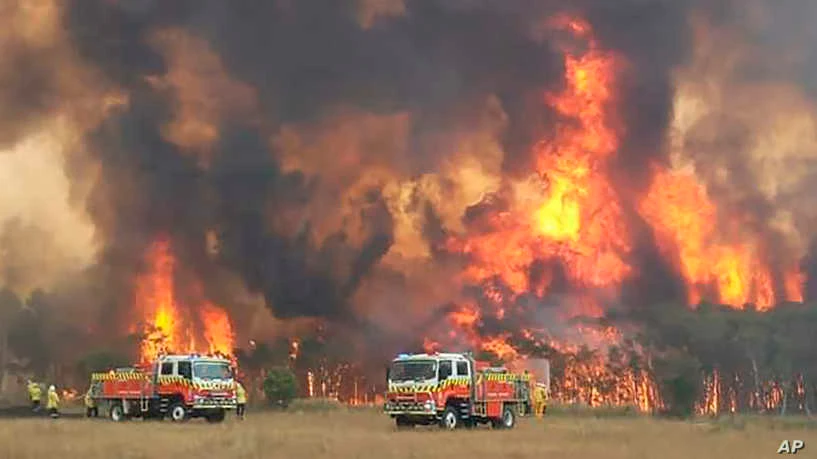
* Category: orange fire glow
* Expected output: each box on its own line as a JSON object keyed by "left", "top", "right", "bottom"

{"left": 432, "top": 16, "right": 807, "bottom": 413}
{"left": 136, "top": 237, "right": 235, "bottom": 363}
{"left": 638, "top": 167, "right": 802, "bottom": 309}
{"left": 445, "top": 16, "right": 630, "bottom": 301}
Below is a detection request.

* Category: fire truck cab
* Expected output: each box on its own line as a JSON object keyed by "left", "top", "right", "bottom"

{"left": 90, "top": 354, "right": 237, "bottom": 423}
{"left": 384, "top": 352, "right": 531, "bottom": 430}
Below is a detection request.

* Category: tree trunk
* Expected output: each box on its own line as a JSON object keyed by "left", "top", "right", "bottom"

{"left": 749, "top": 355, "right": 763, "bottom": 411}
{"left": 780, "top": 382, "right": 788, "bottom": 416}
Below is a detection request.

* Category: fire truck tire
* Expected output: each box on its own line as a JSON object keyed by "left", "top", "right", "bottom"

{"left": 169, "top": 403, "right": 189, "bottom": 422}
{"left": 394, "top": 416, "right": 414, "bottom": 429}
{"left": 205, "top": 410, "right": 226, "bottom": 423}
{"left": 109, "top": 403, "right": 126, "bottom": 422}
{"left": 491, "top": 406, "right": 516, "bottom": 429}
{"left": 440, "top": 406, "right": 460, "bottom": 430}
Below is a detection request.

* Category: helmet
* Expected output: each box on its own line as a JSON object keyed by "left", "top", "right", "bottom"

{"left": 49, "top": 385, "right": 55, "bottom": 391}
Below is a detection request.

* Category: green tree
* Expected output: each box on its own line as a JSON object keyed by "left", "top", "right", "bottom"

{"left": 263, "top": 366, "right": 299, "bottom": 408}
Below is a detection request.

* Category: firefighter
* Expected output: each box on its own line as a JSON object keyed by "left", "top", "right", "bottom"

{"left": 235, "top": 380, "right": 247, "bottom": 420}
{"left": 533, "top": 382, "right": 548, "bottom": 419}
{"left": 46, "top": 385, "right": 60, "bottom": 419}
{"left": 27, "top": 380, "right": 42, "bottom": 412}
{"left": 84, "top": 388, "right": 98, "bottom": 418}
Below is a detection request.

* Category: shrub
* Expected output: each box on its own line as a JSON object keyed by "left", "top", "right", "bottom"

{"left": 263, "top": 367, "right": 299, "bottom": 408}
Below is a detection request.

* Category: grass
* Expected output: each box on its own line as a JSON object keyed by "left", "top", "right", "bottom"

{"left": 1, "top": 405, "right": 815, "bottom": 459}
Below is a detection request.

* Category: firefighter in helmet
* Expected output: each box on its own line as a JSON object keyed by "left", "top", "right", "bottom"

{"left": 27, "top": 380, "right": 42, "bottom": 412}
{"left": 84, "top": 387, "right": 98, "bottom": 418}
{"left": 46, "top": 385, "right": 60, "bottom": 419}
{"left": 533, "top": 382, "right": 548, "bottom": 419}
{"left": 235, "top": 380, "right": 247, "bottom": 420}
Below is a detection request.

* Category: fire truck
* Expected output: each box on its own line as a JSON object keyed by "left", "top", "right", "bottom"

{"left": 384, "top": 352, "right": 532, "bottom": 429}
{"left": 89, "top": 354, "right": 237, "bottom": 423}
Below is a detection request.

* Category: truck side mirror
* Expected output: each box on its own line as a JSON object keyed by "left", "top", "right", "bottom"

{"left": 385, "top": 367, "right": 390, "bottom": 381}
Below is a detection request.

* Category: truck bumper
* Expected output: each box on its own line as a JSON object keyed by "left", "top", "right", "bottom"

{"left": 384, "top": 401, "right": 437, "bottom": 417}
{"left": 193, "top": 399, "right": 237, "bottom": 410}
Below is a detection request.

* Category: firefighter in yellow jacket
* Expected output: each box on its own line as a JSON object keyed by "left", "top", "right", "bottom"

{"left": 84, "top": 388, "right": 98, "bottom": 418}
{"left": 46, "top": 385, "right": 60, "bottom": 419}
{"left": 27, "top": 380, "right": 42, "bottom": 412}
{"left": 532, "top": 383, "right": 548, "bottom": 419}
{"left": 235, "top": 381, "right": 247, "bottom": 420}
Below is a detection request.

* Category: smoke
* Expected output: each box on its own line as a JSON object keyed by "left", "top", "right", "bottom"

{"left": 670, "top": 0, "right": 817, "bottom": 286}
{"left": 1, "top": 0, "right": 815, "bottom": 371}
{"left": 0, "top": 0, "right": 116, "bottom": 300}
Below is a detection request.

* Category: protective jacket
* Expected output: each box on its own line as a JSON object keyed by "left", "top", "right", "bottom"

{"left": 236, "top": 383, "right": 247, "bottom": 404}
{"left": 28, "top": 382, "right": 42, "bottom": 402}
{"left": 47, "top": 388, "right": 60, "bottom": 410}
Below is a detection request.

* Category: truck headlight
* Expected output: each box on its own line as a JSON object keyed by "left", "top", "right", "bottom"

{"left": 424, "top": 401, "right": 434, "bottom": 411}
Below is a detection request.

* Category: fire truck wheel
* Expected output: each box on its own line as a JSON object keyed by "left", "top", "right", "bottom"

{"left": 109, "top": 403, "right": 126, "bottom": 422}
{"left": 394, "top": 416, "right": 414, "bottom": 429}
{"left": 169, "top": 403, "right": 189, "bottom": 422}
{"left": 440, "top": 407, "right": 459, "bottom": 430}
{"left": 492, "top": 406, "right": 516, "bottom": 429}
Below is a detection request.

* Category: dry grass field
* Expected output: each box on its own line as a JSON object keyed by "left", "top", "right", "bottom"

{"left": 0, "top": 406, "right": 815, "bottom": 459}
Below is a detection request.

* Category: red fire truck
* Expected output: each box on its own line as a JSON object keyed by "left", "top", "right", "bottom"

{"left": 384, "top": 352, "right": 532, "bottom": 429}
{"left": 89, "top": 354, "right": 237, "bottom": 423}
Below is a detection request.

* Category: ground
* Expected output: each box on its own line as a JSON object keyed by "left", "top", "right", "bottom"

{"left": 0, "top": 405, "right": 815, "bottom": 459}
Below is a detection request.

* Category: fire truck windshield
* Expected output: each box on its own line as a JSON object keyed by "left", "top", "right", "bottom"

{"left": 389, "top": 360, "right": 437, "bottom": 382}
{"left": 193, "top": 361, "right": 232, "bottom": 381}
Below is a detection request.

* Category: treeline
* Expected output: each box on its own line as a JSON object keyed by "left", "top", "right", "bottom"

{"left": 235, "top": 337, "right": 376, "bottom": 403}
{"left": 0, "top": 287, "right": 138, "bottom": 394}
{"left": 510, "top": 301, "right": 817, "bottom": 418}
{"left": 631, "top": 301, "right": 817, "bottom": 417}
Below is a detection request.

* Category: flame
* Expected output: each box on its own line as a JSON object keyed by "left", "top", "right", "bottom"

{"left": 638, "top": 167, "right": 802, "bottom": 309}
{"left": 480, "top": 336, "right": 519, "bottom": 362}
{"left": 445, "top": 16, "right": 630, "bottom": 299}
{"left": 61, "top": 389, "right": 79, "bottom": 402}
{"left": 431, "top": 16, "right": 807, "bottom": 413}
{"left": 290, "top": 339, "right": 300, "bottom": 361}
{"left": 136, "top": 237, "right": 235, "bottom": 362}
{"left": 200, "top": 302, "right": 235, "bottom": 357}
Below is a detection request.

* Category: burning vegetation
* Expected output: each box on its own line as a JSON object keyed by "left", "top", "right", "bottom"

{"left": 1, "top": 0, "right": 817, "bottom": 417}
{"left": 135, "top": 237, "right": 235, "bottom": 363}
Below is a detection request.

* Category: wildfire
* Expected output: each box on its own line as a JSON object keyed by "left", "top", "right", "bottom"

{"left": 429, "top": 15, "right": 808, "bottom": 414}
{"left": 638, "top": 167, "right": 803, "bottom": 309}
{"left": 446, "top": 19, "right": 630, "bottom": 297}
{"left": 136, "top": 237, "right": 235, "bottom": 362}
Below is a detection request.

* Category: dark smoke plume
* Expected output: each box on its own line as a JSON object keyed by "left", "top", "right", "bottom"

{"left": 18, "top": 0, "right": 805, "bottom": 366}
